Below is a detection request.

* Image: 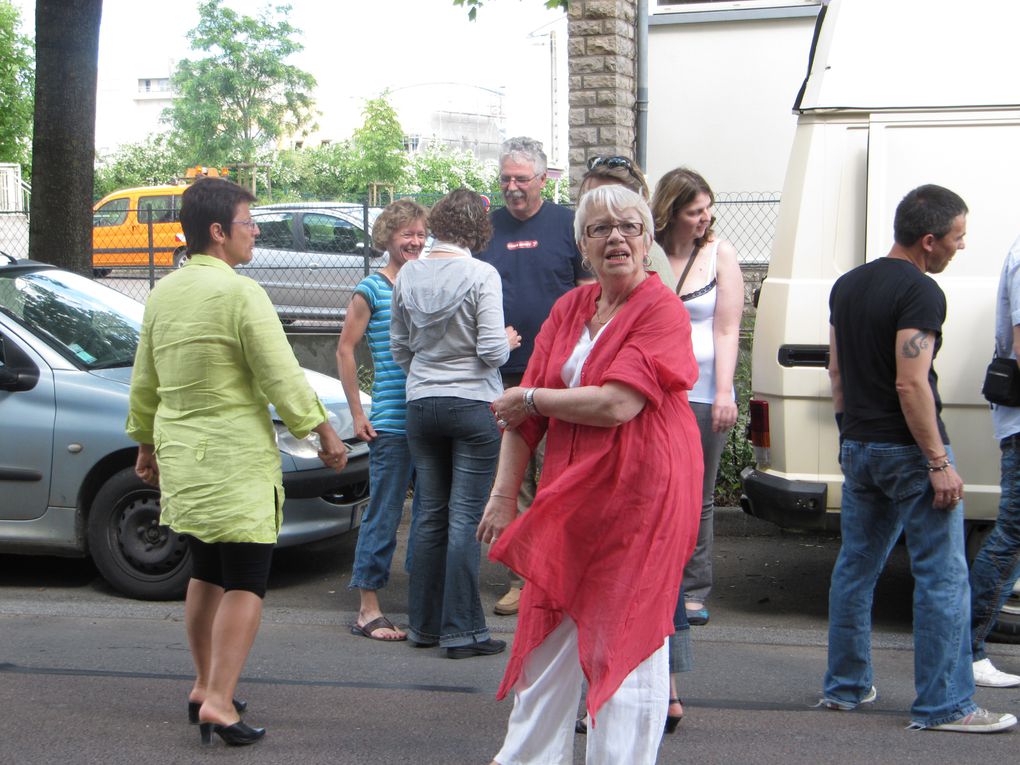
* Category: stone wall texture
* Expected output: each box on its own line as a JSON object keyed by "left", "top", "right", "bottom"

{"left": 567, "top": 0, "right": 637, "bottom": 200}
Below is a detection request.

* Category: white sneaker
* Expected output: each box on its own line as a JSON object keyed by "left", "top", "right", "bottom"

{"left": 973, "top": 658, "right": 1020, "bottom": 688}
{"left": 927, "top": 708, "right": 1017, "bottom": 733}
{"left": 822, "top": 685, "right": 877, "bottom": 710}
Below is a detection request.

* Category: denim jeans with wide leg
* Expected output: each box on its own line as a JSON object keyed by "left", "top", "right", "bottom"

{"left": 970, "top": 434, "right": 1020, "bottom": 660}
{"left": 823, "top": 441, "right": 977, "bottom": 728}
{"left": 348, "top": 431, "right": 420, "bottom": 592}
{"left": 405, "top": 397, "right": 500, "bottom": 647}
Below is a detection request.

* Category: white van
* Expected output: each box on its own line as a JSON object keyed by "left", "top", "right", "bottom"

{"left": 739, "top": 0, "right": 1020, "bottom": 638}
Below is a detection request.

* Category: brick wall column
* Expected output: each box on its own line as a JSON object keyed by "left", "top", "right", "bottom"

{"left": 567, "top": 0, "right": 637, "bottom": 201}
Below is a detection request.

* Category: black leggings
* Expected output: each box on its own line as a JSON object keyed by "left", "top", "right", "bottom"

{"left": 187, "top": 537, "right": 275, "bottom": 599}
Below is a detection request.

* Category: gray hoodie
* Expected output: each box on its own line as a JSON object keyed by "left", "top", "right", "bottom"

{"left": 390, "top": 254, "right": 509, "bottom": 402}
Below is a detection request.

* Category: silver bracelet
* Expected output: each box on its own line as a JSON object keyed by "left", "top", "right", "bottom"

{"left": 523, "top": 387, "right": 539, "bottom": 416}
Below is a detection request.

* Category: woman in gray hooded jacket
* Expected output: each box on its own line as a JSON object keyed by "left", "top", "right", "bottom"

{"left": 391, "top": 189, "right": 521, "bottom": 658}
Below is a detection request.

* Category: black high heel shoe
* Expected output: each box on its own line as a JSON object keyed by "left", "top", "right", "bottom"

{"left": 664, "top": 697, "right": 684, "bottom": 734}
{"left": 188, "top": 698, "right": 247, "bottom": 724}
{"left": 199, "top": 720, "right": 266, "bottom": 746}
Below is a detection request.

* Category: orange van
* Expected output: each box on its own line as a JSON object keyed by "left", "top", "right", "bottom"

{"left": 92, "top": 185, "right": 189, "bottom": 270}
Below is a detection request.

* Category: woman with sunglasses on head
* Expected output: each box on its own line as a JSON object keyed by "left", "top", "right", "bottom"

{"left": 479, "top": 185, "right": 701, "bottom": 764}
{"left": 651, "top": 166, "right": 744, "bottom": 706}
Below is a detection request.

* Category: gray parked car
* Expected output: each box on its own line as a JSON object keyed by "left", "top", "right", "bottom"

{"left": 0, "top": 256, "right": 370, "bottom": 600}
{"left": 238, "top": 203, "right": 385, "bottom": 321}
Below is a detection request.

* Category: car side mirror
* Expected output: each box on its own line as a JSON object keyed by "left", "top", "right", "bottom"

{"left": 0, "top": 336, "right": 37, "bottom": 392}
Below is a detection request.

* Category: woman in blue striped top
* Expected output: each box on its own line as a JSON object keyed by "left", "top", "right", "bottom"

{"left": 337, "top": 199, "right": 428, "bottom": 641}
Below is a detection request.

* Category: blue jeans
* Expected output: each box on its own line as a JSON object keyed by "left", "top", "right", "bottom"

{"left": 405, "top": 397, "right": 500, "bottom": 647}
{"left": 823, "top": 441, "right": 976, "bottom": 727}
{"left": 668, "top": 585, "right": 693, "bottom": 674}
{"left": 348, "top": 431, "right": 420, "bottom": 591}
{"left": 970, "top": 435, "right": 1020, "bottom": 660}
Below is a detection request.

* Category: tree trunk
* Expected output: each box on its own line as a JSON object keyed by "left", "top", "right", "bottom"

{"left": 28, "top": 0, "right": 103, "bottom": 275}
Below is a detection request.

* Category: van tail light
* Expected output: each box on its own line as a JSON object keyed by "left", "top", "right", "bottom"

{"left": 747, "top": 398, "right": 771, "bottom": 468}
{"left": 175, "top": 232, "right": 187, "bottom": 243}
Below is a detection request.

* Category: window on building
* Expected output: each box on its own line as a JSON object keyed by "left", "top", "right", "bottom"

{"left": 655, "top": 0, "right": 820, "bottom": 12}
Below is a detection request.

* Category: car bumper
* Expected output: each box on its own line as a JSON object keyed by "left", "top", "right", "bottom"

{"left": 739, "top": 466, "right": 837, "bottom": 532}
{"left": 277, "top": 449, "right": 370, "bottom": 547}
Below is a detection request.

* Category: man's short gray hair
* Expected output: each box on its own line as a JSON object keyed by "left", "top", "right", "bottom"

{"left": 500, "top": 136, "right": 547, "bottom": 175}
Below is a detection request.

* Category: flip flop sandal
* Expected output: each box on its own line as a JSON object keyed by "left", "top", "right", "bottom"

{"left": 350, "top": 615, "right": 407, "bottom": 641}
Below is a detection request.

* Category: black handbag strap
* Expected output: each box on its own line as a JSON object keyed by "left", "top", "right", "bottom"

{"left": 674, "top": 246, "right": 700, "bottom": 296}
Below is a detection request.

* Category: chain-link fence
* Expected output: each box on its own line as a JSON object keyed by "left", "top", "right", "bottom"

{"left": 1, "top": 192, "right": 781, "bottom": 325}
{"left": 713, "top": 192, "right": 780, "bottom": 308}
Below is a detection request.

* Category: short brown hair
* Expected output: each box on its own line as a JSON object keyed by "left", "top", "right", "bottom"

{"left": 180, "top": 178, "right": 256, "bottom": 256}
{"left": 427, "top": 189, "right": 493, "bottom": 253}
{"left": 372, "top": 198, "right": 428, "bottom": 251}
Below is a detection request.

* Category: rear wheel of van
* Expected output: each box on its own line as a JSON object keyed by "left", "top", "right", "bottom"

{"left": 87, "top": 467, "right": 191, "bottom": 600}
{"left": 173, "top": 247, "right": 189, "bottom": 269}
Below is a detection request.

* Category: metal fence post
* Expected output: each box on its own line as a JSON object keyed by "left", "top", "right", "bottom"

{"left": 145, "top": 209, "right": 156, "bottom": 289}
{"left": 362, "top": 200, "right": 371, "bottom": 277}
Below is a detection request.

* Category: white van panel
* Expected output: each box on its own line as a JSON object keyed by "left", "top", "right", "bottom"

{"left": 800, "top": 0, "right": 1020, "bottom": 112}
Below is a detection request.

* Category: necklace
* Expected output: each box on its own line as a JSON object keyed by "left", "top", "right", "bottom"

{"left": 593, "top": 290, "right": 635, "bottom": 325}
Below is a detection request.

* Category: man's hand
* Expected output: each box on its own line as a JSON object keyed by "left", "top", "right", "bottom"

{"left": 930, "top": 463, "right": 964, "bottom": 510}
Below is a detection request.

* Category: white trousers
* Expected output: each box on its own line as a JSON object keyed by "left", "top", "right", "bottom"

{"left": 494, "top": 616, "right": 668, "bottom": 765}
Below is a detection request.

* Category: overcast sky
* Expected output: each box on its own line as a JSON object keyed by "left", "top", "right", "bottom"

{"left": 13, "top": 0, "right": 568, "bottom": 162}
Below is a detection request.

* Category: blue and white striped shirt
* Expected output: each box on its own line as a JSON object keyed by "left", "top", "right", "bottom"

{"left": 356, "top": 273, "right": 408, "bottom": 434}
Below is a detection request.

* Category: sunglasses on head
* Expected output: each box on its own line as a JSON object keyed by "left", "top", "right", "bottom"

{"left": 586, "top": 156, "right": 633, "bottom": 171}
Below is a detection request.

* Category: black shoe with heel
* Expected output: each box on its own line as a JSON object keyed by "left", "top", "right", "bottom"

{"left": 199, "top": 720, "right": 265, "bottom": 746}
{"left": 664, "top": 697, "right": 684, "bottom": 734}
{"left": 188, "top": 698, "right": 247, "bottom": 725}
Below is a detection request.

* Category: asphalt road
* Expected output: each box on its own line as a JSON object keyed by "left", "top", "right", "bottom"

{"left": 2, "top": 509, "right": 1019, "bottom": 764}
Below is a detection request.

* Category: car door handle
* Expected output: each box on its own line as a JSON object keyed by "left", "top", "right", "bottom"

{"left": 777, "top": 345, "right": 830, "bottom": 368}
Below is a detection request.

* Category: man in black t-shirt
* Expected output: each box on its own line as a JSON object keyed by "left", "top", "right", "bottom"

{"left": 822, "top": 184, "right": 1015, "bottom": 732}
{"left": 477, "top": 137, "right": 585, "bottom": 616}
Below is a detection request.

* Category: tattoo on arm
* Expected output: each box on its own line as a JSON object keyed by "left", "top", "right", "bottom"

{"left": 901, "top": 331, "right": 930, "bottom": 359}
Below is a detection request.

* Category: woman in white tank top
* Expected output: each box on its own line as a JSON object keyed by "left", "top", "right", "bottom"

{"left": 652, "top": 167, "right": 744, "bottom": 722}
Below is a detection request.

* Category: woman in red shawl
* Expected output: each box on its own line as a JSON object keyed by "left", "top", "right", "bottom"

{"left": 478, "top": 185, "right": 702, "bottom": 764}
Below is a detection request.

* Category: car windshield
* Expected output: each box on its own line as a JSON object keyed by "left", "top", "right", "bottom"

{"left": 0, "top": 269, "right": 142, "bottom": 369}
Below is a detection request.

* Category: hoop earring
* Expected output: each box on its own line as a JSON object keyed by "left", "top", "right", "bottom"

{"left": 643, "top": 254, "right": 652, "bottom": 268}
{"left": 581, "top": 256, "right": 592, "bottom": 271}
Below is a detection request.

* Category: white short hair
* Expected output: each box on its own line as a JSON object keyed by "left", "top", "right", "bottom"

{"left": 574, "top": 185, "right": 653, "bottom": 249}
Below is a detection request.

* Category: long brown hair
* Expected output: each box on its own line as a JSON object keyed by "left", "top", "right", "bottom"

{"left": 650, "top": 167, "right": 715, "bottom": 251}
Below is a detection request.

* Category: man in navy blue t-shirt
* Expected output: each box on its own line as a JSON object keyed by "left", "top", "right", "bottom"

{"left": 477, "top": 136, "right": 586, "bottom": 615}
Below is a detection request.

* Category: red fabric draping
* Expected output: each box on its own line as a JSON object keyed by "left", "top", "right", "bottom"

{"left": 490, "top": 276, "right": 703, "bottom": 721}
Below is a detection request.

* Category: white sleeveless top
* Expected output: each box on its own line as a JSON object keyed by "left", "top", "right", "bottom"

{"left": 679, "top": 240, "right": 729, "bottom": 404}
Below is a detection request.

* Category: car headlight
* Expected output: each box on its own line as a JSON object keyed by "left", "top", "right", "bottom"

{"left": 274, "top": 410, "right": 343, "bottom": 459}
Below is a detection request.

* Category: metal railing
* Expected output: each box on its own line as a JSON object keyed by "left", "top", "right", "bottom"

{"left": 0, "top": 191, "right": 782, "bottom": 323}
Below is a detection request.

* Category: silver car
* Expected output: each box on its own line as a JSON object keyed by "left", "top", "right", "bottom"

{"left": 0, "top": 257, "right": 370, "bottom": 600}
{"left": 238, "top": 202, "right": 386, "bottom": 321}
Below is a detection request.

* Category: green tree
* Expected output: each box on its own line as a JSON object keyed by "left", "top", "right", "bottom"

{"left": 29, "top": 0, "right": 101, "bottom": 275}
{"left": 454, "top": 0, "right": 568, "bottom": 21}
{"left": 0, "top": 0, "right": 34, "bottom": 173}
{"left": 405, "top": 143, "right": 497, "bottom": 197}
{"left": 94, "top": 134, "right": 190, "bottom": 199}
{"left": 350, "top": 95, "right": 408, "bottom": 195}
{"left": 166, "top": 0, "right": 317, "bottom": 166}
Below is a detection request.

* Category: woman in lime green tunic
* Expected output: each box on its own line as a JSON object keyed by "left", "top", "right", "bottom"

{"left": 127, "top": 178, "right": 348, "bottom": 747}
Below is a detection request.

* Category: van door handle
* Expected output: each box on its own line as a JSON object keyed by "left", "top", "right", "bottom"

{"left": 778, "top": 345, "right": 830, "bottom": 368}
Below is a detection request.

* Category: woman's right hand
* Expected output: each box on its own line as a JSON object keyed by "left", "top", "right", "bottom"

{"left": 506, "top": 325, "right": 522, "bottom": 351}
{"left": 353, "top": 412, "right": 377, "bottom": 442}
{"left": 316, "top": 421, "right": 348, "bottom": 472}
{"left": 477, "top": 494, "right": 518, "bottom": 544}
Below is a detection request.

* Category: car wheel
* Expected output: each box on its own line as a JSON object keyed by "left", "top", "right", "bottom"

{"left": 87, "top": 467, "right": 191, "bottom": 600}
{"left": 173, "top": 247, "right": 189, "bottom": 269}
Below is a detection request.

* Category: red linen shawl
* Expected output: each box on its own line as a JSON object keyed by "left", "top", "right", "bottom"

{"left": 490, "top": 275, "right": 703, "bottom": 722}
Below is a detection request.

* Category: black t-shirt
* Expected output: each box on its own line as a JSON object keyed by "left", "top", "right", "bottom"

{"left": 476, "top": 203, "right": 584, "bottom": 374}
{"left": 829, "top": 257, "right": 949, "bottom": 444}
